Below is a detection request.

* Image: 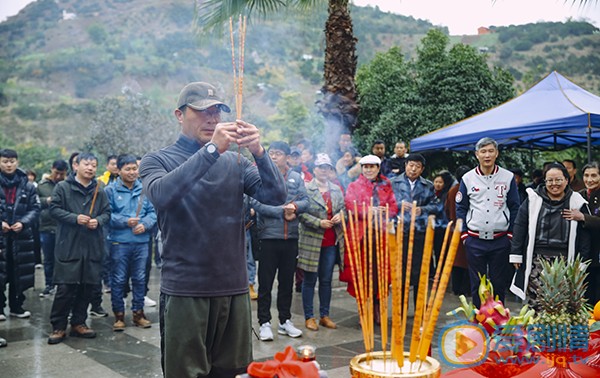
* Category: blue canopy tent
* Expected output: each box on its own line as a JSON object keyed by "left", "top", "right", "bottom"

{"left": 410, "top": 71, "right": 600, "bottom": 161}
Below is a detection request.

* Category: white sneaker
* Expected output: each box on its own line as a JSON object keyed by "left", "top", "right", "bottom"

{"left": 259, "top": 322, "right": 274, "bottom": 341}
{"left": 0, "top": 314, "right": 6, "bottom": 321}
{"left": 278, "top": 319, "right": 303, "bottom": 338}
{"left": 9, "top": 310, "right": 31, "bottom": 319}
{"left": 144, "top": 296, "right": 157, "bottom": 307}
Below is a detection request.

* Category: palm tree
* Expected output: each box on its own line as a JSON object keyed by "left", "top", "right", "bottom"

{"left": 196, "top": 0, "right": 358, "bottom": 151}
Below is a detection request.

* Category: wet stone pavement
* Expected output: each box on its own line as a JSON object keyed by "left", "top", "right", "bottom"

{"left": 0, "top": 266, "right": 523, "bottom": 377}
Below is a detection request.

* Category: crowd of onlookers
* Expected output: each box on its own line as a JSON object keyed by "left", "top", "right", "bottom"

{"left": 245, "top": 134, "right": 600, "bottom": 342}
{"left": 0, "top": 150, "right": 159, "bottom": 347}
{"left": 1, "top": 133, "right": 598, "bottom": 351}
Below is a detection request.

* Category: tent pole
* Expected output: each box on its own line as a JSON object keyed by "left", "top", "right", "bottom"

{"left": 529, "top": 147, "right": 534, "bottom": 178}
{"left": 587, "top": 113, "right": 592, "bottom": 164}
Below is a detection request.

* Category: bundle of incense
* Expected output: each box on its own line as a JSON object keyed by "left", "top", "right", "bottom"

{"left": 418, "top": 219, "right": 463, "bottom": 362}
{"left": 343, "top": 199, "right": 463, "bottom": 372}
{"left": 229, "top": 15, "right": 247, "bottom": 162}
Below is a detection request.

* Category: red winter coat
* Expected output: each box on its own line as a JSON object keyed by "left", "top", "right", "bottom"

{"left": 340, "top": 174, "right": 398, "bottom": 298}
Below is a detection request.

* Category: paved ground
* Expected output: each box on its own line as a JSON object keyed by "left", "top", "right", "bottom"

{"left": 0, "top": 265, "right": 520, "bottom": 377}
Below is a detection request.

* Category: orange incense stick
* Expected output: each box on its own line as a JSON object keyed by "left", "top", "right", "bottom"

{"left": 353, "top": 202, "right": 369, "bottom": 348}
{"left": 409, "top": 215, "right": 435, "bottom": 365}
{"left": 400, "top": 201, "right": 416, "bottom": 367}
{"left": 342, "top": 211, "right": 370, "bottom": 353}
{"left": 418, "top": 220, "right": 463, "bottom": 360}
{"left": 423, "top": 221, "right": 453, "bottom": 325}
{"left": 393, "top": 209, "right": 404, "bottom": 366}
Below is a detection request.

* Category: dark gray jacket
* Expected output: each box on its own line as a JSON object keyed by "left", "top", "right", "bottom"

{"left": 37, "top": 177, "right": 59, "bottom": 233}
{"left": 250, "top": 169, "right": 308, "bottom": 240}
{"left": 140, "top": 135, "right": 287, "bottom": 297}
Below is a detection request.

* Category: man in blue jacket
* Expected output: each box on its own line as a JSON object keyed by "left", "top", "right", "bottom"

{"left": 391, "top": 153, "right": 441, "bottom": 309}
{"left": 105, "top": 154, "right": 156, "bottom": 332}
{"left": 140, "top": 82, "right": 286, "bottom": 378}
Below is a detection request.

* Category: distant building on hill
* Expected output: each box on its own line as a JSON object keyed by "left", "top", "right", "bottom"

{"left": 62, "top": 10, "right": 77, "bottom": 21}
{"left": 478, "top": 27, "right": 491, "bottom": 35}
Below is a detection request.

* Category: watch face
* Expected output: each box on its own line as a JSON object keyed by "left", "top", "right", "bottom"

{"left": 207, "top": 144, "right": 216, "bottom": 153}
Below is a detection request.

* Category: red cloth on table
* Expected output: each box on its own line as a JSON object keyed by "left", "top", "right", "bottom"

{"left": 247, "top": 346, "right": 319, "bottom": 378}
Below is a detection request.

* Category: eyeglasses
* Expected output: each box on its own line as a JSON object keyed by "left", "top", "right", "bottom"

{"left": 199, "top": 107, "right": 222, "bottom": 117}
{"left": 545, "top": 178, "right": 565, "bottom": 185}
{"left": 268, "top": 151, "right": 285, "bottom": 157}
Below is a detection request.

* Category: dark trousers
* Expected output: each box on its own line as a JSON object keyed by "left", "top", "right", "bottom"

{"left": 0, "top": 245, "right": 26, "bottom": 312}
{"left": 33, "top": 221, "right": 41, "bottom": 265}
{"left": 90, "top": 239, "right": 110, "bottom": 308}
{"left": 257, "top": 239, "right": 298, "bottom": 325}
{"left": 40, "top": 232, "right": 56, "bottom": 288}
{"left": 49, "top": 283, "right": 94, "bottom": 330}
{"left": 585, "top": 265, "right": 600, "bottom": 305}
{"left": 145, "top": 236, "right": 153, "bottom": 295}
{"left": 464, "top": 235, "right": 512, "bottom": 308}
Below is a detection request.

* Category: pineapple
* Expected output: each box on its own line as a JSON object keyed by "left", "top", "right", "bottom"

{"left": 535, "top": 256, "right": 591, "bottom": 352}
{"left": 566, "top": 259, "right": 592, "bottom": 327}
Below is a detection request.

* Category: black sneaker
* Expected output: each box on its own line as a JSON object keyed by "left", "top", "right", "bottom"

{"left": 89, "top": 306, "right": 108, "bottom": 317}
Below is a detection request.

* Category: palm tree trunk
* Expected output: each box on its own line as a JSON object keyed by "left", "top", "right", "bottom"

{"left": 317, "top": 0, "right": 359, "bottom": 152}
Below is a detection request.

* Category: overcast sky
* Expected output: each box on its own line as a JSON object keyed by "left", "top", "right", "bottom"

{"left": 1, "top": 0, "right": 599, "bottom": 35}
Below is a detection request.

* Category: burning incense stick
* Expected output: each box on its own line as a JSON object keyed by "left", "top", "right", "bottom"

{"left": 229, "top": 15, "right": 247, "bottom": 162}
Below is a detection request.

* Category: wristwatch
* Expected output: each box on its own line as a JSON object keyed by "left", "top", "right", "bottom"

{"left": 205, "top": 142, "right": 220, "bottom": 159}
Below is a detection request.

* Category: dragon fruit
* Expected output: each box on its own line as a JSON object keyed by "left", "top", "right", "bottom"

{"left": 448, "top": 274, "right": 511, "bottom": 335}
{"left": 448, "top": 276, "right": 538, "bottom": 368}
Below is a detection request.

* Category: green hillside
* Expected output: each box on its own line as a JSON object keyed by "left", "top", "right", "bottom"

{"left": 0, "top": 0, "right": 598, "bottom": 153}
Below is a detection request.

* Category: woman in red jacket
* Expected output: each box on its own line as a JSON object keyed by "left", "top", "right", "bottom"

{"left": 341, "top": 155, "right": 398, "bottom": 325}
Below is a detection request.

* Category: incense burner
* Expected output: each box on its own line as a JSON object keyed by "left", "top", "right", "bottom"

{"left": 350, "top": 351, "right": 440, "bottom": 378}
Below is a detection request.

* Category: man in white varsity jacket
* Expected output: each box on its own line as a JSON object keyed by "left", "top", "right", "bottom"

{"left": 455, "top": 137, "right": 521, "bottom": 308}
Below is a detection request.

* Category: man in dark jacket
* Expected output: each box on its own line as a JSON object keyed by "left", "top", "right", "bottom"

{"left": 390, "top": 153, "right": 441, "bottom": 308}
{"left": 139, "top": 82, "right": 286, "bottom": 378}
{"left": 0, "top": 149, "right": 40, "bottom": 320}
{"left": 37, "top": 159, "right": 68, "bottom": 297}
{"left": 251, "top": 141, "right": 308, "bottom": 342}
{"left": 47, "top": 153, "right": 111, "bottom": 344}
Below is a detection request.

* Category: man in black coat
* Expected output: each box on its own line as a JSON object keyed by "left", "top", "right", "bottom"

{"left": 47, "top": 153, "right": 111, "bottom": 345}
{"left": 0, "top": 149, "right": 40, "bottom": 321}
